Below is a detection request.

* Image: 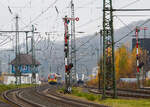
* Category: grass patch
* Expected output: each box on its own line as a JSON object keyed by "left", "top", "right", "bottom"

{"left": 58, "top": 87, "right": 65, "bottom": 93}
{"left": 0, "top": 84, "right": 34, "bottom": 94}
{"left": 99, "top": 98, "right": 150, "bottom": 107}
{"left": 71, "top": 87, "right": 99, "bottom": 101}
{"left": 66, "top": 87, "right": 150, "bottom": 107}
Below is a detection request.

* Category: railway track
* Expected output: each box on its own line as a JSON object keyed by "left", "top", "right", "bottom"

{"left": 2, "top": 88, "right": 39, "bottom": 107}
{"left": 2, "top": 85, "right": 109, "bottom": 107}
{"left": 2, "top": 85, "right": 61, "bottom": 107}
{"left": 88, "top": 87, "right": 150, "bottom": 99}
{"left": 40, "top": 86, "right": 108, "bottom": 107}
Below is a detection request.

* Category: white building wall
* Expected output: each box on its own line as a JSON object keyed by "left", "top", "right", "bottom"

{"left": 4, "top": 76, "right": 16, "bottom": 85}
{"left": 3, "top": 73, "right": 41, "bottom": 85}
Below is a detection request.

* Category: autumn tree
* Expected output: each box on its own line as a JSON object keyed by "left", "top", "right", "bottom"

{"left": 87, "top": 44, "right": 148, "bottom": 86}
{"left": 115, "top": 45, "right": 133, "bottom": 80}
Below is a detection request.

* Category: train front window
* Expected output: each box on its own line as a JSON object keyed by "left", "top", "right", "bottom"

{"left": 50, "top": 75, "right": 55, "bottom": 79}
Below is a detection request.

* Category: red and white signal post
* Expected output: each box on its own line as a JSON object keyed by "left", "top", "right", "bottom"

{"left": 135, "top": 26, "right": 148, "bottom": 88}
{"left": 63, "top": 16, "right": 79, "bottom": 93}
{"left": 135, "top": 27, "right": 139, "bottom": 73}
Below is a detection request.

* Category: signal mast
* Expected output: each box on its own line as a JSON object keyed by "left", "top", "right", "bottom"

{"left": 63, "top": 16, "right": 79, "bottom": 93}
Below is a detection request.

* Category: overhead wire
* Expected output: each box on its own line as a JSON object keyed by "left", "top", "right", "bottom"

{"left": 119, "top": 0, "right": 141, "bottom": 9}
{"left": 0, "top": 36, "right": 13, "bottom": 47}
{"left": 21, "top": 0, "right": 58, "bottom": 29}
{"left": 115, "top": 15, "right": 150, "bottom": 17}
{"left": 114, "top": 15, "right": 132, "bottom": 31}
{"left": 75, "top": 32, "right": 99, "bottom": 52}
{"left": 113, "top": 0, "right": 150, "bottom": 44}
{"left": 75, "top": 0, "right": 142, "bottom": 70}
{"left": 76, "top": 44, "right": 98, "bottom": 62}
{"left": 33, "top": 14, "right": 60, "bottom": 52}
{"left": 34, "top": 1, "right": 61, "bottom": 52}
{"left": 0, "top": 35, "right": 12, "bottom": 45}
{"left": 39, "top": 0, "right": 101, "bottom": 73}
{"left": 115, "top": 19, "right": 150, "bottom": 44}
{"left": 76, "top": 16, "right": 101, "bottom": 29}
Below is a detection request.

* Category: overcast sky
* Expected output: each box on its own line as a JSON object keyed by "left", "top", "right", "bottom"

{"left": 0, "top": 0, "right": 150, "bottom": 49}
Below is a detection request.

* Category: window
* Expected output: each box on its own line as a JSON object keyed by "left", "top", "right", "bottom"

{"left": 22, "top": 65, "right": 27, "bottom": 71}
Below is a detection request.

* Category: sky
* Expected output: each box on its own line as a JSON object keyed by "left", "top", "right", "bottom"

{"left": 0, "top": 0, "right": 150, "bottom": 50}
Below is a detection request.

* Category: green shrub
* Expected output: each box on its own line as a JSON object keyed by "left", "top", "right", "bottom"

{"left": 86, "top": 94, "right": 97, "bottom": 101}
{"left": 145, "top": 79, "right": 150, "bottom": 86}
{"left": 71, "top": 87, "right": 98, "bottom": 101}
{"left": 76, "top": 92, "right": 82, "bottom": 97}
{"left": 72, "top": 88, "right": 79, "bottom": 94}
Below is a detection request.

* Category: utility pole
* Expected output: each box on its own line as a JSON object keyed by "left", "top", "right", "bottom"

{"left": 0, "top": 30, "right": 39, "bottom": 84}
{"left": 8, "top": 54, "right": 10, "bottom": 74}
{"left": 49, "top": 59, "right": 51, "bottom": 74}
{"left": 96, "top": 47, "right": 100, "bottom": 90}
{"left": 102, "top": 0, "right": 117, "bottom": 99}
{"left": 48, "top": 33, "right": 52, "bottom": 74}
{"left": 98, "top": 31, "right": 103, "bottom": 91}
{"left": 101, "top": 2, "right": 150, "bottom": 98}
{"left": 26, "top": 32, "right": 29, "bottom": 54}
{"left": 0, "top": 16, "right": 39, "bottom": 85}
{"left": 70, "top": 0, "right": 76, "bottom": 84}
{"left": 31, "top": 25, "right": 36, "bottom": 84}
{"left": 18, "top": 15, "right": 21, "bottom": 85}
{"left": 57, "top": 65, "right": 59, "bottom": 74}
{"left": 15, "top": 14, "right": 21, "bottom": 85}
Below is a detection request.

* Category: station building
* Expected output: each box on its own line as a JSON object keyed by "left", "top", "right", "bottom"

{"left": 3, "top": 54, "right": 41, "bottom": 84}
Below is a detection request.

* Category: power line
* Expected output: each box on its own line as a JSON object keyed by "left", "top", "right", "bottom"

{"left": 76, "top": 45, "right": 97, "bottom": 62}
{"left": 115, "top": 15, "right": 150, "bottom": 17}
{"left": 114, "top": 15, "right": 132, "bottom": 31}
{"left": 75, "top": 32, "right": 99, "bottom": 52}
{"left": 76, "top": 16, "right": 102, "bottom": 30}
{"left": 0, "top": 39, "right": 12, "bottom": 47}
{"left": 119, "top": 0, "right": 141, "bottom": 9}
{"left": 22, "top": 0, "right": 58, "bottom": 29}
{"left": 109, "top": 9, "right": 150, "bottom": 11}
{"left": 115, "top": 19, "right": 150, "bottom": 44}
{"left": 0, "top": 35, "right": 12, "bottom": 45}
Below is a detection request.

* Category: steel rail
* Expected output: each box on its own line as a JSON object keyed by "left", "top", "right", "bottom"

{"left": 2, "top": 88, "right": 43, "bottom": 107}
{"left": 37, "top": 87, "right": 109, "bottom": 107}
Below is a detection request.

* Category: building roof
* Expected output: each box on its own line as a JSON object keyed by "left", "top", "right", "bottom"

{"left": 10, "top": 54, "right": 40, "bottom": 66}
